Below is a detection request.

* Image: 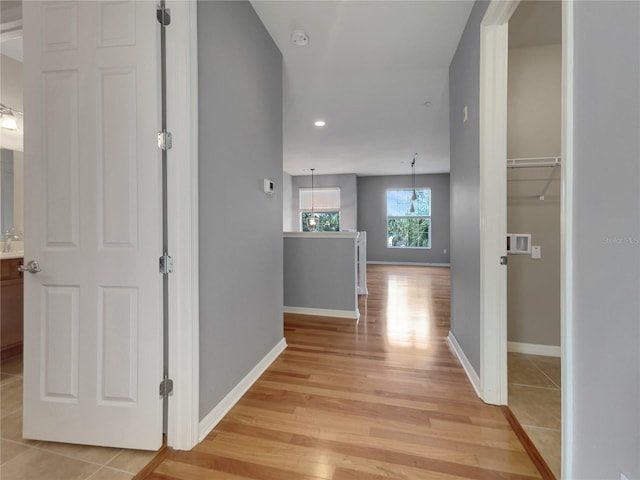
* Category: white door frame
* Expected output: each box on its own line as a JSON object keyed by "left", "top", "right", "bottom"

{"left": 560, "top": 2, "right": 574, "bottom": 477}
{"left": 165, "top": 0, "right": 200, "bottom": 450}
{"left": 478, "top": 0, "right": 519, "bottom": 406}
{"left": 480, "top": 0, "right": 574, "bottom": 476}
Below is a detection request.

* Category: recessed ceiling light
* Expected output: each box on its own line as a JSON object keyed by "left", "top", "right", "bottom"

{"left": 314, "top": 120, "right": 326, "bottom": 127}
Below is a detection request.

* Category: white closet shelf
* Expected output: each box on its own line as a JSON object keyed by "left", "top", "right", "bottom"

{"left": 507, "top": 156, "right": 561, "bottom": 168}
{"left": 506, "top": 157, "right": 562, "bottom": 200}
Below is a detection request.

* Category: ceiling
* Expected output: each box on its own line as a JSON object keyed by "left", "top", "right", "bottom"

{"left": 1, "top": 0, "right": 560, "bottom": 177}
{"left": 1, "top": 0, "right": 474, "bottom": 176}
{"left": 250, "top": 1, "right": 474, "bottom": 176}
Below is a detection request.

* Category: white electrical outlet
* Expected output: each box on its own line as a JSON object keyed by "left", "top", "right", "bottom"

{"left": 444, "top": 249, "right": 447, "bottom": 255}
{"left": 532, "top": 245, "right": 541, "bottom": 259}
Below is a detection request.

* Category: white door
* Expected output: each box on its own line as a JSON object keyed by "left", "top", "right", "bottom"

{"left": 22, "top": 0, "right": 163, "bottom": 449}
{"left": 479, "top": 4, "right": 513, "bottom": 405}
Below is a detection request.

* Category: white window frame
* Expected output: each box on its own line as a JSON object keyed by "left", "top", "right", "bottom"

{"left": 299, "top": 187, "right": 341, "bottom": 232}
{"left": 386, "top": 188, "right": 432, "bottom": 249}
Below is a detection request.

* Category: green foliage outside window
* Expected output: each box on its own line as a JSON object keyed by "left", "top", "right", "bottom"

{"left": 301, "top": 212, "right": 340, "bottom": 232}
{"left": 387, "top": 217, "right": 430, "bottom": 247}
{"left": 386, "top": 189, "right": 431, "bottom": 248}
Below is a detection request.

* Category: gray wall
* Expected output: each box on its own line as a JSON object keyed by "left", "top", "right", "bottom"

{"left": 290, "top": 174, "right": 357, "bottom": 231}
{"left": 448, "top": 0, "right": 489, "bottom": 374}
{"left": 198, "top": 1, "right": 284, "bottom": 420}
{"left": 571, "top": 1, "right": 640, "bottom": 477}
{"left": 507, "top": 44, "right": 562, "bottom": 159}
{"left": 1, "top": 150, "right": 14, "bottom": 235}
{"left": 447, "top": 1, "right": 640, "bottom": 475}
{"left": 507, "top": 44, "right": 561, "bottom": 347}
{"left": 357, "top": 174, "right": 450, "bottom": 264}
{"left": 507, "top": 168, "right": 560, "bottom": 347}
{"left": 283, "top": 236, "right": 357, "bottom": 313}
{"left": 0, "top": 54, "right": 24, "bottom": 233}
{"left": 0, "top": 54, "right": 23, "bottom": 152}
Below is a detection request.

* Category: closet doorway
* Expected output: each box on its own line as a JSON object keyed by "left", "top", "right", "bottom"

{"left": 505, "top": 2, "right": 562, "bottom": 477}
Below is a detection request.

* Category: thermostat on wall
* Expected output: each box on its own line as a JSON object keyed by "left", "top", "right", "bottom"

{"left": 264, "top": 178, "right": 275, "bottom": 195}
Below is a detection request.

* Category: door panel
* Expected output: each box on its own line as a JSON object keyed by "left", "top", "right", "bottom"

{"left": 43, "top": 70, "right": 79, "bottom": 247}
{"left": 42, "top": 286, "right": 79, "bottom": 401}
{"left": 23, "top": 0, "right": 162, "bottom": 449}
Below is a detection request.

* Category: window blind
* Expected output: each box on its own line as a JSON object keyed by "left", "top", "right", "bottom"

{"left": 299, "top": 187, "right": 340, "bottom": 211}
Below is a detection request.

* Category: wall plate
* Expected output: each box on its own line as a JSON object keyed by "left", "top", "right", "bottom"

{"left": 264, "top": 178, "right": 275, "bottom": 195}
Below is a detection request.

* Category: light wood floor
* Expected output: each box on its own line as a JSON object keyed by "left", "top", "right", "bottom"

{"left": 149, "top": 265, "right": 542, "bottom": 479}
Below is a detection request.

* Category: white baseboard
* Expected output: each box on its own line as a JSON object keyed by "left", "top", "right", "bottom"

{"left": 508, "top": 341, "right": 561, "bottom": 357}
{"left": 366, "top": 261, "right": 451, "bottom": 267}
{"left": 447, "top": 331, "right": 482, "bottom": 398}
{"left": 284, "top": 306, "right": 359, "bottom": 319}
{"left": 198, "top": 338, "right": 287, "bottom": 442}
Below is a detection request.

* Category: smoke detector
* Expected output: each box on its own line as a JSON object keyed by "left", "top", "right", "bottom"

{"left": 291, "top": 30, "right": 309, "bottom": 46}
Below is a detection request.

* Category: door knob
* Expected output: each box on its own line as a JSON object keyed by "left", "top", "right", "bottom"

{"left": 19, "top": 260, "right": 41, "bottom": 274}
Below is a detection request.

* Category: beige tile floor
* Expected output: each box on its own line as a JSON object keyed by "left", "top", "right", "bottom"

{"left": 508, "top": 351, "right": 561, "bottom": 479}
{"left": 0, "top": 355, "right": 157, "bottom": 480}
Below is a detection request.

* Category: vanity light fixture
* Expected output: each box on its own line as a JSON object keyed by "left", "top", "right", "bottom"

{"left": 0, "top": 104, "right": 20, "bottom": 131}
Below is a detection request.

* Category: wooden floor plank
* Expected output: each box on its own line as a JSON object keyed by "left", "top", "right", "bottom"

{"left": 147, "top": 265, "right": 542, "bottom": 479}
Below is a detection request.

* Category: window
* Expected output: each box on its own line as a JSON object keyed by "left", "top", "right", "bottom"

{"left": 299, "top": 187, "right": 340, "bottom": 232}
{"left": 301, "top": 211, "right": 340, "bottom": 232}
{"left": 386, "top": 188, "right": 431, "bottom": 248}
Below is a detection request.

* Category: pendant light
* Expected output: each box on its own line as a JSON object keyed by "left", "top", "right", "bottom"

{"left": 306, "top": 168, "right": 319, "bottom": 232}
{"left": 409, "top": 153, "right": 418, "bottom": 213}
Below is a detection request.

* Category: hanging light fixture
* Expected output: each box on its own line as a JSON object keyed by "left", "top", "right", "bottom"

{"left": 0, "top": 104, "right": 19, "bottom": 131}
{"left": 409, "top": 153, "right": 418, "bottom": 213}
{"left": 306, "top": 168, "right": 319, "bottom": 232}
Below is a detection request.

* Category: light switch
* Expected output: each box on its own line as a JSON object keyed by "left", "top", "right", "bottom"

{"left": 463, "top": 105, "right": 468, "bottom": 123}
{"left": 531, "top": 245, "right": 541, "bottom": 259}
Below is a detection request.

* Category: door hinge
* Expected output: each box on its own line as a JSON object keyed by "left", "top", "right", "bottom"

{"left": 500, "top": 255, "right": 508, "bottom": 265}
{"left": 159, "top": 378, "right": 174, "bottom": 397}
{"left": 157, "top": 130, "right": 172, "bottom": 151}
{"left": 156, "top": 5, "right": 171, "bottom": 26}
{"left": 159, "top": 254, "right": 173, "bottom": 274}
